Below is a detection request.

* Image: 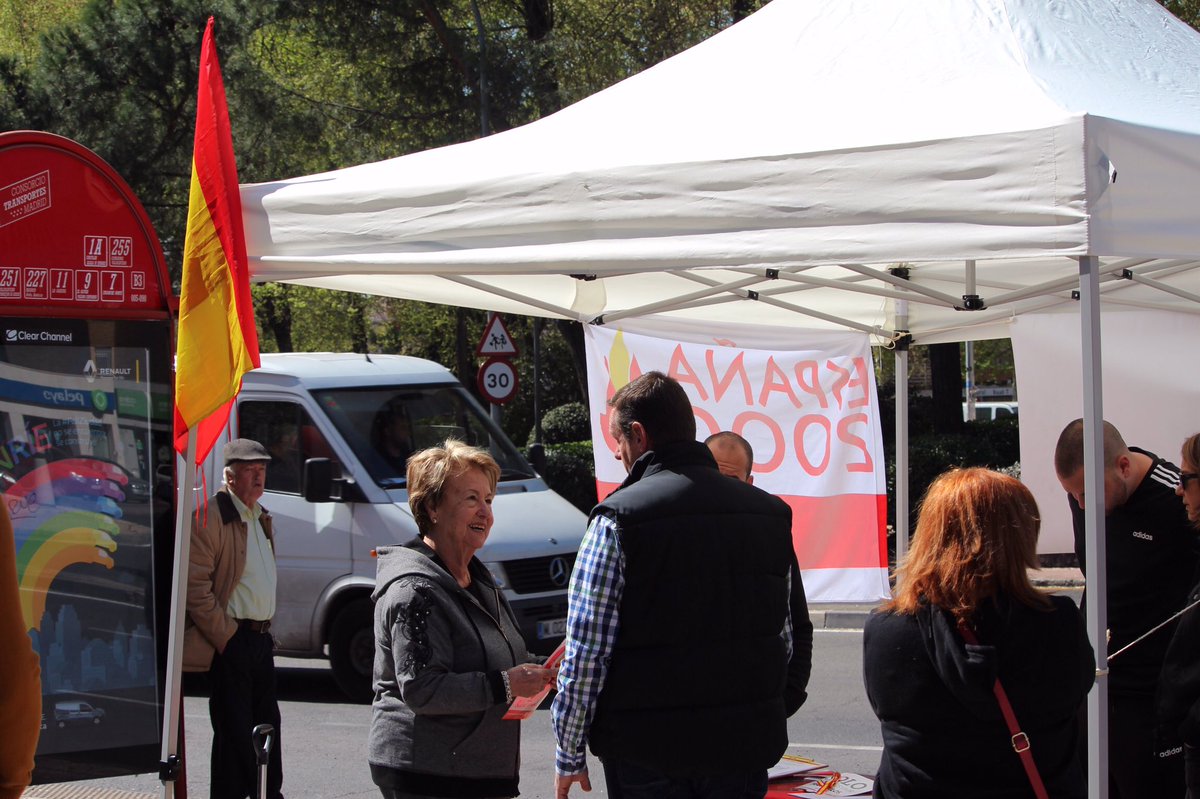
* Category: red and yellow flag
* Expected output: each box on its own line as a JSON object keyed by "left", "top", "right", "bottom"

{"left": 173, "top": 16, "right": 260, "bottom": 463}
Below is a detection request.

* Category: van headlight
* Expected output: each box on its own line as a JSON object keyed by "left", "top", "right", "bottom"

{"left": 483, "top": 562, "right": 508, "bottom": 589}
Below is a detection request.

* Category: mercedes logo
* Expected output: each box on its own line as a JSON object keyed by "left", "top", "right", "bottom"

{"left": 548, "top": 556, "right": 569, "bottom": 588}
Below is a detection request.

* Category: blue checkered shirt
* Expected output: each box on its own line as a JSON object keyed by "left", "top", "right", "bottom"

{"left": 551, "top": 513, "right": 793, "bottom": 776}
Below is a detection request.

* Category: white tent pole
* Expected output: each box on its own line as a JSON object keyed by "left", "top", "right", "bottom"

{"left": 764, "top": 270, "right": 957, "bottom": 307}
{"left": 964, "top": 261, "right": 976, "bottom": 421}
{"left": 1122, "top": 271, "right": 1200, "bottom": 305}
{"left": 647, "top": 270, "right": 895, "bottom": 334}
{"left": 159, "top": 430, "right": 198, "bottom": 799}
{"left": 753, "top": 294, "right": 885, "bottom": 335}
{"left": 837, "top": 263, "right": 964, "bottom": 306}
{"left": 893, "top": 292, "right": 910, "bottom": 566}
{"left": 595, "top": 275, "right": 772, "bottom": 323}
{"left": 1078, "top": 255, "right": 1109, "bottom": 799}
{"left": 443, "top": 275, "right": 582, "bottom": 319}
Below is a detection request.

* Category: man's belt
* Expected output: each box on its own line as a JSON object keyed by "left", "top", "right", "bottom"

{"left": 237, "top": 618, "right": 271, "bottom": 633}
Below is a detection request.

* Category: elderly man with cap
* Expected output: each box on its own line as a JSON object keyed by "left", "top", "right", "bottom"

{"left": 184, "top": 438, "right": 283, "bottom": 799}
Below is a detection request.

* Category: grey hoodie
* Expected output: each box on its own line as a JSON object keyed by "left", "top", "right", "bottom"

{"left": 368, "top": 539, "right": 533, "bottom": 797}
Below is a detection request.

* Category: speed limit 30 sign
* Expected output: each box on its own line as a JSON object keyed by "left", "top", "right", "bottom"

{"left": 477, "top": 357, "right": 519, "bottom": 405}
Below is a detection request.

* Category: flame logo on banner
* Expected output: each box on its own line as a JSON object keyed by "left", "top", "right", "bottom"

{"left": 599, "top": 332, "right": 643, "bottom": 454}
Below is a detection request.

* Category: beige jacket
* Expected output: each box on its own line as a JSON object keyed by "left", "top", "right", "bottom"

{"left": 183, "top": 489, "right": 275, "bottom": 672}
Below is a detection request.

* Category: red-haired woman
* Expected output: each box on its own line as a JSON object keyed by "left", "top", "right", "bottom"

{"left": 864, "top": 468, "right": 1094, "bottom": 799}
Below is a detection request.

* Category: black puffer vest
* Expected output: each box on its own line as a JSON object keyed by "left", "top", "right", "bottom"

{"left": 588, "top": 440, "right": 794, "bottom": 776}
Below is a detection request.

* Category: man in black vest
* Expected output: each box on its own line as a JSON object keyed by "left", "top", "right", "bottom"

{"left": 552, "top": 372, "right": 796, "bottom": 799}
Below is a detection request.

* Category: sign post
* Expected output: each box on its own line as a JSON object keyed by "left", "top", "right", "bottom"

{"left": 475, "top": 314, "right": 519, "bottom": 417}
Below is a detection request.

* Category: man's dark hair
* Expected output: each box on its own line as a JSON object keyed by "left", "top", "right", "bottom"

{"left": 704, "top": 431, "right": 754, "bottom": 477}
{"left": 1054, "top": 418, "right": 1128, "bottom": 477}
{"left": 610, "top": 371, "right": 696, "bottom": 445}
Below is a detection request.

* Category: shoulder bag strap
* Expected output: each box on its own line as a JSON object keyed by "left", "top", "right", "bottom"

{"left": 957, "top": 620, "right": 1049, "bottom": 799}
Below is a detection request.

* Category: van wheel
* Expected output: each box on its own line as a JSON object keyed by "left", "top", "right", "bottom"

{"left": 330, "top": 599, "right": 375, "bottom": 704}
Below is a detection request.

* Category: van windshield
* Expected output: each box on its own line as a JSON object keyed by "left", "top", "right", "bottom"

{"left": 312, "top": 385, "right": 534, "bottom": 488}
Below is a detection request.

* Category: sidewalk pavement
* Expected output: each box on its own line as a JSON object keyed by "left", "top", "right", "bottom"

{"left": 811, "top": 566, "right": 1084, "bottom": 631}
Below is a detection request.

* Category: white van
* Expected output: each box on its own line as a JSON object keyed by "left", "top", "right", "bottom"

{"left": 962, "top": 401, "right": 1018, "bottom": 421}
{"left": 204, "top": 353, "right": 587, "bottom": 701}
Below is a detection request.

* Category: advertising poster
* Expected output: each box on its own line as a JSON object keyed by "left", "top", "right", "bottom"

{"left": 1, "top": 317, "right": 172, "bottom": 770}
{"left": 585, "top": 325, "right": 890, "bottom": 603}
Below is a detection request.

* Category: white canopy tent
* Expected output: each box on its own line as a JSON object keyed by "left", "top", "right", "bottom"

{"left": 242, "top": 0, "right": 1200, "bottom": 343}
{"left": 240, "top": 1, "right": 1200, "bottom": 795}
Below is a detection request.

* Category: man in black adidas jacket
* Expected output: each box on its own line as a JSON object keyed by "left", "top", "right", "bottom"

{"left": 1055, "top": 419, "right": 1199, "bottom": 798}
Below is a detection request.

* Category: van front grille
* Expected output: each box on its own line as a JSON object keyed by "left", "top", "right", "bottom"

{"left": 504, "top": 553, "right": 576, "bottom": 594}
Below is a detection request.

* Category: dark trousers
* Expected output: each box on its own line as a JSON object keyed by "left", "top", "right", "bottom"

{"left": 1186, "top": 744, "right": 1200, "bottom": 799}
{"left": 209, "top": 627, "right": 283, "bottom": 799}
{"left": 602, "top": 758, "right": 765, "bottom": 799}
{"left": 1106, "top": 693, "right": 1184, "bottom": 799}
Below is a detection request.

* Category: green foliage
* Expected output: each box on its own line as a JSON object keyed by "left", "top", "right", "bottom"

{"left": 0, "top": 0, "right": 86, "bottom": 62}
{"left": 532, "top": 440, "right": 596, "bottom": 514}
{"left": 531, "top": 401, "right": 590, "bottom": 445}
{"left": 1162, "top": 0, "right": 1200, "bottom": 27}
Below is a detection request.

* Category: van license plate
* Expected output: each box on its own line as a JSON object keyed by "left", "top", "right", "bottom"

{"left": 537, "top": 618, "right": 567, "bottom": 639}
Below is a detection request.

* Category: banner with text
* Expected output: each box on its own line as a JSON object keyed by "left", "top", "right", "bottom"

{"left": 585, "top": 325, "right": 890, "bottom": 603}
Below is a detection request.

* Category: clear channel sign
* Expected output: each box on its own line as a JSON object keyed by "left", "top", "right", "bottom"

{"left": 477, "top": 356, "right": 518, "bottom": 405}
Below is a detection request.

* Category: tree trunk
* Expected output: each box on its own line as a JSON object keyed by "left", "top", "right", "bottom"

{"left": 349, "top": 296, "right": 369, "bottom": 354}
{"left": 928, "top": 342, "right": 964, "bottom": 434}
{"left": 455, "top": 308, "right": 476, "bottom": 398}
{"left": 257, "top": 286, "right": 293, "bottom": 353}
{"left": 554, "top": 320, "right": 589, "bottom": 407}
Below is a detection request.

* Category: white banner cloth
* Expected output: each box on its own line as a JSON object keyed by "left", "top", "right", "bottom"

{"left": 584, "top": 325, "right": 890, "bottom": 603}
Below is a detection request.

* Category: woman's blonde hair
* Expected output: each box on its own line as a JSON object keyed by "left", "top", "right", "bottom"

{"left": 884, "top": 467, "right": 1048, "bottom": 622}
{"left": 406, "top": 439, "right": 500, "bottom": 535}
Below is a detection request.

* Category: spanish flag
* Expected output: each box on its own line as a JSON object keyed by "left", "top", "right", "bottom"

{"left": 173, "top": 16, "right": 260, "bottom": 463}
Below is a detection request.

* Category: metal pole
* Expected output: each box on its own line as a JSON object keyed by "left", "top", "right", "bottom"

{"left": 964, "top": 260, "right": 976, "bottom": 421}
{"left": 533, "top": 317, "right": 543, "bottom": 444}
{"left": 894, "top": 295, "right": 910, "bottom": 566}
{"left": 487, "top": 311, "right": 502, "bottom": 428}
{"left": 1079, "top": 255, "right": 1109, "bottom": 799}
{"left": 160, "top": 431, "right": 198, "bottom": 798}
{"left": 964, "top": 340, "right": 975, "bottom": 421}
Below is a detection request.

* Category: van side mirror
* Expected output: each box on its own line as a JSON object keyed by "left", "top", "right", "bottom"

{"left": 303, "top": 458, "right": 364, "bottom": 503}
{"left": 303, "top": 458, "right": 336, "bottom": 502}
{"left": 527, "top": 443, "right": 547, "bottom": 475}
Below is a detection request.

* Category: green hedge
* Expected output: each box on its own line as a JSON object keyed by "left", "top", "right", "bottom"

{"left": 884, "top": 416, "right": 1021, "bottom": 535}
{"left": 529, "top": 440, "right": 597, "bottom": 514}
{"left": 530, "top": 402, "right": 590, "bottom": 445}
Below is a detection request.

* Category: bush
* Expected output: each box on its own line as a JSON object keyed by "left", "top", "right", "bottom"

{"left": 529, "top": 441, "right": 597, "bottom": 514}
{"left": 885, "top": 417, "right": 1020, "bottom": 533}
{"left": 531, "top": 402, "right": 590, "bottom": 445}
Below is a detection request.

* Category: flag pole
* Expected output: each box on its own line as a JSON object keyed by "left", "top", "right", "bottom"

{"left": 160, "top": 429, "right": 198, "bottom": 799}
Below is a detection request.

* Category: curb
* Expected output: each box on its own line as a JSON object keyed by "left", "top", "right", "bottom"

{"left": 811, "top": 579, "right": 1083, "bottom": 631}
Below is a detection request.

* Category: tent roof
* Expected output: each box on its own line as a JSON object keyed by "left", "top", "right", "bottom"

{"left": 241, "top": 0, "right": 1200, "bottom": 344}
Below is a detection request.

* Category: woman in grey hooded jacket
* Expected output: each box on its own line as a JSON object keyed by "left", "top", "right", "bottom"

{"left": 368, "top": 441, "right": 555, "bottom": 799}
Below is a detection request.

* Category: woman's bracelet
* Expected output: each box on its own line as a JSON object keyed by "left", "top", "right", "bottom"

{"left": 500, "top": 669, "right": 513, "bottom": 704}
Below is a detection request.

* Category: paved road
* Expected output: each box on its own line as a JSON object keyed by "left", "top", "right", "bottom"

{"left": 25, "top": 629, "right": 884, "bottom": 799}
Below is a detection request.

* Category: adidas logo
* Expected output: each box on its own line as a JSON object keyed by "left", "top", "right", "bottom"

{"left": 1132, "top": 531, "right": 1153, "bottom": 541}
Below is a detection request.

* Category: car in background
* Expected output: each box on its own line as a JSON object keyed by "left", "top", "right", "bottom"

{"left": 124, "top": 475, "right": 151, "bottom": 502}
{"left": 54, "top": 700, "right": 105, "bottom": 727}
{"left": 963, "top": 401, "right": 1018, "bottom": 421}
